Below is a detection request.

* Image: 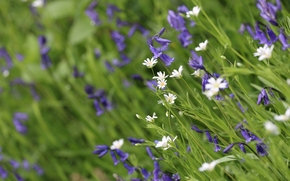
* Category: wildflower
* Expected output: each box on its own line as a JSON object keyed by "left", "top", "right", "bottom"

{"left": 172, "top": 173, "right": 181, "bottom": 181}
{"left": 178, "top": 29, "right": 193, "bottom": 47}
{"left": 142, "top": 57, "right": 158, "bottom": 68}
{"left": 257, "top": 88, "right": 270, "bottom": 105}
{"left": 146, "top": 146, "right": 156, "bottom": 160}
{"left": 205, "top": 77, "right": 228, "bottom": 94}
{"left": 23, "top": 160, "right": 30, "bottom": 170}
{"left": 266, "top": 26, "right": 278, "bottom": 44}
{"left": 240, "top": 128, "right": 252, "bottom": 143}
{"left": 127, "top": 137, "right": 145, "bottom": 145}
{"left": 0, "top": 47, "right": 13, "bottom": 70}
{"left": 93, "top": 100, "right": 104, "bottom": 116}
{"left": 213, "top": 136, "right": 221, "bottom": 152}
{"left": 186, "top": 6, "right": 201, "bottom": 18}
{"left": 278, "top": 28, "right": 290, "bottom": 50}
{"left": 195, "top": 40, "right": 208, "bottom": 51}
{"left": 155, "top": 136, "right": 177, "bottom": 150}
{"left": 170, "top": 66, "right": 183, "bottom": 78}
{"left": 198, "top": 160, "right": 218, "bottom": 172}
{"left": 38, "top": 36, "right": 52, "bottom": 69}
{"left": 92, "top": 145, "right": 110, "bottom": 157}
{"left": 141, "top": 168, "right": 151, "bottom": 180}
{"left": 111, "top": 31, "right": 126, "bottom": 52}
{"left": 256, "top": 142, "right": 268, "bottom": 156}
{"left": 264, "top": 121, "right": 279, "bottom": 135}
{"left": 110, "top": 150, "right": 119, "bottom": 165}
{"left": 145, "top": 112, "right": 158, "bottom": 122}
{"left": 146, "top": 80, "right": 157, "bottom": 91}
{"left": 0, "top": 166, "right": 8, "bottom": 179}
{"left": 223, "top": 143, "right": 235, "bottom": 153}
{"left": 153, "top": 71, "right": 168, "bottom": 81}
{"left": 157, "top": 79, "right": 167, "bottom": 89}
{"left": 115, "top": 149, "right": 129, "bottom": 162}
{"left": 188, "top": 50, "right": 204, "bottom": 70}
{"left": 274, "top": 108, "right": 290, "bottom": 121}
{"left": 72, "top": 66, "right": 84, "bottom": 78}
{"left": 254, "top": 22, "right": 269, "bottom": 45}
{"left": 253, "top": 44, "right": 274, "bottom": 61}
{"left": 164, "top": 93, "right": 177, "bottom": 104}
{"left": 203, "top": 90, "right": 216, "bottom": 100}
{"left": 106, "top": 4, "right": 120, "bottom": 21}
{"left": 85, "top": 1, "right": 101, "bottom": 25}
{"left": 13, "top": 113, "right": 28, "bottom": 134}
{"left": 123, "top": 162, "right": 135, "bottom": 174}
{"left": 110, "top": 139, "right": 124, "bottom": 150}
{"left": 205, "top": 131, "right": 213, "bottom": 143}
{"left": 191, "top": 125, "right": 203, "bottom": 133}
{"left": 239, "top": 143, "right": 246, "bottom": 153}
{"left": 31, "top": 0, "right": 45, "bottom": 7}
{"left": 256, "top": 0, "right": 281, "bottom": 26}
{"left": 32, "top": 164, "right": 44, "bottom": 176}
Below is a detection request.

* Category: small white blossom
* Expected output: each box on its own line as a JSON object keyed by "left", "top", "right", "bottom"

{"left": 145, "top": 112, "right": 158, "bottom": 122}
{"left": 264, "top": 121, "right": 280, "bottom": 135}
{"left": 165, "top": 111, "right": 175, "bottom": 118}
{"left": 186, "top": 6, "right": 201, "bottom": 18}
{"left": 153, "top": 71, "right": 168, "bottom": 81}
{"left": 286, "top": 78, "right": 290, "bottom": 86}
{"left": 253, "top": 44, "right": 274, "bottom": 61}
{"left": 142, "top": 57, "right": 158, "bottom": 68}
{"left": 164, "top": 93, "right": 177, "bottom": 104}
{"left": 274, "top": 108, "right": 290, "bottom": 121}
{"left": 155, "top": 136, "right": 177, "bottom": 150}
{"left": 170, "top": 66, "right": 183, "bottom": 78}
{"left": 110, "top": 139, "right": 124, "bottom": 150}
{"left": 199, "top": 160, "right": 218, "bottom": 172}
{"left": 32, "top": 0, "right": 45, "bottom": 7}
{"left": 195, "top": 40, "right": 208, "bottom": 51}
{"left": 3, "top": 70, "right": 9, "bottom": 77}
{"left": 191, "top": 69, "right": 204, "bottom": 77}
{"left": 203, "top": 90, "right": 216, "bottom": 100}
{"left": 157, "top": 79, "right": 167, "bottom": 89}
{"left": 205, "top": 77, "right": 227, "bottom": 94}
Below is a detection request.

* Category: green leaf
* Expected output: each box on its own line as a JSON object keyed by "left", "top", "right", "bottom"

{"left": 44, "top": 1, "right": 74, "bottom": 20}
{"left": 68, "top": 16, "right": 96, "bottom": 45}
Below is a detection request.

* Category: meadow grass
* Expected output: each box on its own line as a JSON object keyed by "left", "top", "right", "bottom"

{"left": 0, "top": 0, "right": 290, "bottom": 180}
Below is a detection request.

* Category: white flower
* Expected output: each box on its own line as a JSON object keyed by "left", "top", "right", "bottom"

{"left": 195, "top": 40, "right": 208, "bottom": 51}
{"left": 164, "top": 93, "right": 177, "bottom": 104}
{"left": 253, "top": 44, "right": 274, "bottom": 61}
{"left": 286, "top": 78, "right": 290, "bottom": 86}
{"left": 186, "top": 6, "right": 201, "bottom": 18}
{"left": 199, "top": 160, "right": 218, "bottom": 172}
{"left": 205, "top": 77, "right": 227, "bottom": 94}
{"left": 153, "top": 71, "right": 168, "bottom": 81}
{"left": 142, "top": 57, "right": 158, "bottom": 68}
{"left": 170, "top": 66, "right": 183, "bottom": 78}
{"left": 274, "top": 108, "right": 290, "bottom": 121}
{"left": 110, "top": 139, "right": 124, "bottom": 150}
{"left": 157, "top": 79, "right": 167, "bottom": 89}
{"left": 165, "top": 111, "right": 175, "bottom": 118}
{"left": 145, "top": 112, "right": 158, "bottom": 122}
{"left": 3, "top": 70, "right": 9, "bottom": 77}
{"left": 191, "top": 69, "right": 204, "bottom": 77}
{"left": 155, "top": 136, "right": 177, "bottom": 150}
{"left": 264, "top": 121, "right": 280, "bottom": 135}
{"left": 31, "top": 0, "right": 44, "bottom": 7}
{"left": 203, "top": 90, "right": 216, "bottom": 99}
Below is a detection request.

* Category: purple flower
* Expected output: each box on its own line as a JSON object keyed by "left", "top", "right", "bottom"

{"left": 191, "top": 125, "right": 203, "bottom": 133}
{"left": 127, "top": 137, "right": 145, "bottom": 145}
{"left": 146, "top": 146, "right": 156, "bottom": 160}
{"left": 239, "top": 23, "right": 256, "bottom": 38}
{"left": 201, "top": 74, "right": 210, "bottom": 92}
{"left": 266, "top": 26, "right": 278, "bottom": 44}
{"left": 256, "top": 0, "right": 281, "bottom": 26}
{"left": 205, "top": 131, "right": 213, "bottom": 143}
{"left": 16, "top": 53, "right": 24, "bottom": 61}
{"left": 189, "top": 50, "right": 204, "bottom": 70}
{"left": 146, "top": 80, "right": 157, "bottom": 91}
{"left": 0, "top": 47, "right": 13, "bottom": 70}
{"left": 111, "top": 31, "right": 126, "bottom": 52}
{"left": 38, "top": 36, "right": 52, "bottom": 69}
{"left": 162, "top": 173, "right": 173, "bottom": 181}
{"left": 93, "top": 100, "right": 104, "bottom": 116}
{"left": 278, "top": 29, "right": 290, "bottom": 50}
{"left": 257, "top": 88, "right": 270, "bottom": 105}
{"left": 256, "top": 142, "right": 268, "bottom": 156}
{"left": 213, "top": 136, "right": 221, "bottom": 152}
{"left": 72, "top": 66, "right": 84, "bottom": 78}
{"left": 84, "top": 84, "right": 95, "bottom": 95}
{"left": 94, "top": 49, "right": 101, "bottom": 58}
{"left": 23, "top": 160, "right": 30, "bottom": 170}
{"left": 123, "top": 162, "right": 135, "bottom": 175}
{"left": 240, "top": 128, "right": 252, "bottom": 143}
{"left": 254, "top": 23, "right": 269, "bottom": 45}
{"left": 239, "top": 143, "right": 246, "bottom": 153}
{"left": 15, "top": 173, "right": 24, "bottom": 181}
{"left": 178, "top": 29, "right": 192, "bottom": 47}
{"left": 223, "top": 143, "right": 235, "bottom": 153}
{"left": 106, "top": 4, "right": 120, "bottom": 21}
{"left": 172, "top": 173, "right": 181, "bottom": 181}
{"left": 104, "top": 61, "right": 114, "bottom": 73}
{"left": 116, "top": 149, "right": 129, "bottom": 162}
{"left": 29, "top": 84, "right": 40, "bottom": 101}
{"left": 110, "top": 150, "right": 119, "bottom": 165}
{"left": 0, "top": 166, "right": 8, "bottom": 179}
{"left": 32, "top": 164, "right": 44, "bottom": 176}
{"left": 167, "top": 10, "right": 186, "bottom": 31}
{"left": 13, "top": 113, "right": 28, "bottom": 134}
{"left": 93, "top": 145, "right": 109, "bottom": 158}
{"left": 141, "top": 168, "right": 151, "bottom": 180}
{"left": 10, "top": 160, "right": 20, "bottom": 169}
{"left": 85, "top": 1, "right": 101, "bottom": 25}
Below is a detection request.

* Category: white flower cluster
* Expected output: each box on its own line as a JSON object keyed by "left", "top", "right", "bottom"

{"left": 110, "top": 139, "right": 124, "bottom": 150}
{"left": 155, "top": 136, "right": 177, "bottom": 150}
{"left": 186, "top": 6, "right": 201, "bottom": 18}
{"left": 203, "top": 77, "right": 227, "bottom": 99}
{"left": 153, "top": 71, "right": 168, "bottom": 89}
